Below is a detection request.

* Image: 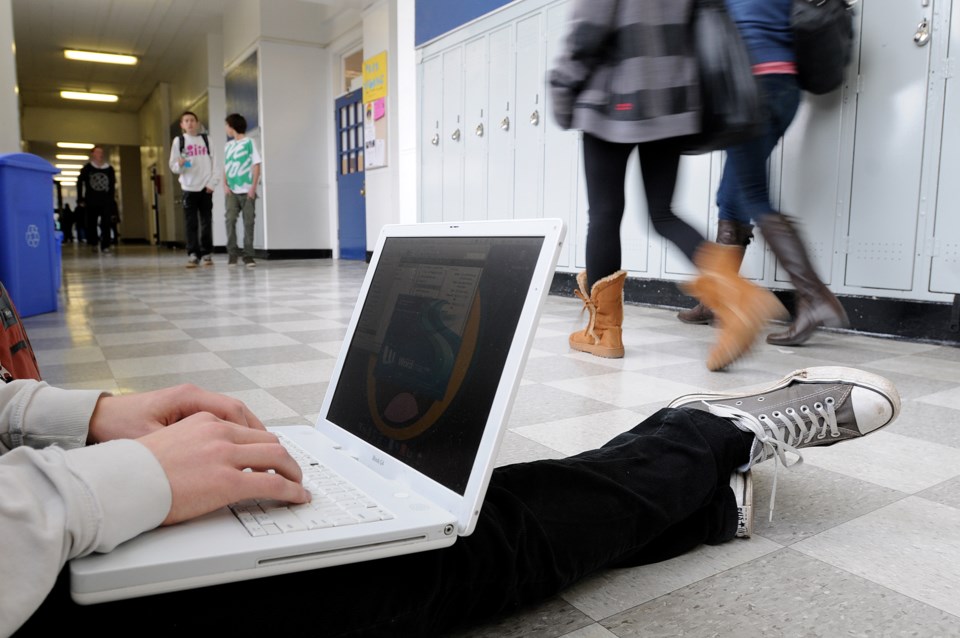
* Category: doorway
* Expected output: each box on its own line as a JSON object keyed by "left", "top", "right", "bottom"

{"left": 336, "top": 88, "right": 366, "bottom": 260}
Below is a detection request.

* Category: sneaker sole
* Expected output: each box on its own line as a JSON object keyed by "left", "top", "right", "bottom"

{"left": 668, "top": 366, "right": 901, "bottom": 426}
{"left": 732, "top": 471, "right": 753, "bottom": 538}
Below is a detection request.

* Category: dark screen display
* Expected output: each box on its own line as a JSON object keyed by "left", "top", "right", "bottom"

{"left": 326, "top": 236, "right": 544, "bottom": 494}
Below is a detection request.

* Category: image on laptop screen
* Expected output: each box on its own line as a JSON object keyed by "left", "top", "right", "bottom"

{"left": 326, "top": 235, "right": 544, "bottom": 495}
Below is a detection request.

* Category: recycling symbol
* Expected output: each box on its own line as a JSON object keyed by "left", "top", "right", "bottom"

{"left": 25, "top": 224, "right": 40, "bottom": 248}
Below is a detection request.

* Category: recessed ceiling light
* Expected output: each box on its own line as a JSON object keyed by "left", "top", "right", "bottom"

{"left": 56, "top": 154, "right": 88, "bottom": 160}
{"left": 60, "top": 90, "right": 119, "bottom": 103}
{"left": 64, "top": 49, "right": 137, "bottom": 65}
{"left": 57, "top": 142, "right": 94, "bottom": 149}
{"left": 55, "top": 163, "right": 84, "bottom": 170}
{"left": 59, "top": 170, "right": 81, "bottom": 176}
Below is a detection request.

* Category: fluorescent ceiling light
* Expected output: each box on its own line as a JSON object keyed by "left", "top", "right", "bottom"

{"left": 55, "top": 163, "right": 84, "bottom": 170}
{"left": 54, "top": 178, "right": 77, "bottom": 184}
{"left": 60, "top": 170, "right": 81, "bottom": 176}
{"left": 56, "top": 154, "right": 88, "bottom": 160}
{"left": 57, "top": 142, "right": 94, "bottom": 149}
{"left": 60, "top": 90, "right": 118, "bottom": 103}
{"left": 64, "top": 49, "right": 137, "bottom": 65}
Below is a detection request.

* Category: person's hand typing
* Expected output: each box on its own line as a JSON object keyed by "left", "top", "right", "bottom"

{"left": 88, "top": 384, "right": 265, "bottom": 443}
{"left": 138, "top": 414, "right": 310, "bottom": 525}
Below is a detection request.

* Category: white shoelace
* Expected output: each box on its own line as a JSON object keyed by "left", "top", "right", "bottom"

{"left": 705, "top": 398, "right": 841, "bottom": 520}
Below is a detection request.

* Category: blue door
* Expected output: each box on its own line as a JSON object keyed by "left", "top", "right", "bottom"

{"left": 336, "top": 90, "right": 367, "bottom": 260}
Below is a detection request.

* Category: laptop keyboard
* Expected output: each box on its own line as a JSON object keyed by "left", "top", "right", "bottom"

{"left": 229, "top": 434, "right": 394, "bottom": 537}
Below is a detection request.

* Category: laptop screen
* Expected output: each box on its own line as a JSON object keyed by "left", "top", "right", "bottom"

{"left": 326, "top": 235, "right": 544, "bottom": 495}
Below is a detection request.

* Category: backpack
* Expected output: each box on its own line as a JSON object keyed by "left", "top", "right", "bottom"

{"left": 177, "top": 133, "right": 210, "bottom": 157}
{"left": 792, "top": 0, "right": 855, "bottom": 95}
{"left": 0, "top": 282, "right": 41, "bottom": 382}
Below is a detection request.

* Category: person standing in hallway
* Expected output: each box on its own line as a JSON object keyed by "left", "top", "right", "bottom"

{"left": 676, "top": 0, "right": 848, "bottom": 346}
{"left": 59, "top": 203, "right": 74, "bottom": 243}
{"left": 170, "top": 111, "right": 220, "bottom": 268}
{"left": 76, "top": 146, "right": 116, "bottom": 254}
{"left": 223, "top": 113, "right": 261, "bottom": 268}
{"left": 549, "top": 0, "right": 786, "bottom": 371}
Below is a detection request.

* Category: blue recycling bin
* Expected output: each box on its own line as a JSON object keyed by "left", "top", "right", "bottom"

{"left": 0, "top": 154, "right": 60, "bottom": 317}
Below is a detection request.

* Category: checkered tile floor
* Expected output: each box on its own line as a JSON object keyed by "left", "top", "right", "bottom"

{"left": 26, "top": 244, "right": 960, "bottom": 636}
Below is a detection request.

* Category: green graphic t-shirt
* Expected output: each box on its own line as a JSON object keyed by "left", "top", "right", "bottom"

{"left": 224, "top": 137, "right": 262, "bottom": 194}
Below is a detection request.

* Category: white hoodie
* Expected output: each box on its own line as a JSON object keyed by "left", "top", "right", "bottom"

{"left": 169, "top": 133, "right": 221, "bottom": 192}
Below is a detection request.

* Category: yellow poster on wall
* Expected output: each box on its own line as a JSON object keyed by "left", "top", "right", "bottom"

{"left": 362, "top": 51, "right": 388, "bottom": 169}
{"left": 362, "top": 51, "right": 387, "bottom": 103}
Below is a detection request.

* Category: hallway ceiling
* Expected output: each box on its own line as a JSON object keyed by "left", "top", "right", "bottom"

{"left": 12, "top": 0, "right": 363, "bottom": 113}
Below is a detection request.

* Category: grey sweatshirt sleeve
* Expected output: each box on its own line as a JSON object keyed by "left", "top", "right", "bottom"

{"left": 0, "top": 442, "right": 171, "bottom": 634}
{"left": 0, "top": 380, "right": 103, "bottom": 452}
{"left": 0, "top": 381, "right": 173, "bottom": 634}
{"left": 548, "top": 0, "right": 618, "bottom": 129}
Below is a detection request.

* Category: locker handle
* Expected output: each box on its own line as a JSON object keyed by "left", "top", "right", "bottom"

{"left": 914, "top": 18, "right": 930, "bottom": 46}
{"left": 500, "top": 116, "right": 510, "bottom": 131}
{"left": 530, "top": 110, "right": 540, "bottom": 126}
{"left": 431, "top": 133, "right": 440, "bottom": 146}
{"left": 475, "top": 123, "right": 484, "bottom": 137}
{"left": 451, "top": 128, "right": 461, "bottom": 142}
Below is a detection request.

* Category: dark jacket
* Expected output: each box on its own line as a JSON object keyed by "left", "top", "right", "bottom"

{"left": 77, "top": 163, "right": 116, "bottom": 207}
{"left": 549, "top": 0, "right": 700, "bottom": 144}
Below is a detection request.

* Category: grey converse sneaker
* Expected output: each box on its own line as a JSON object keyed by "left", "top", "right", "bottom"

{"left": 670, "top": 367, "right": 900, "bottom": 518}
{"left": 730, "top": 471, "right": 753, "bottom": 538}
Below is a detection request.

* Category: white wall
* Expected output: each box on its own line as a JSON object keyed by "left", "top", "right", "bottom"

{"left": 0, "top": 0, "right": 19, "bottom": 154}
{"left": 21, "top": 107, "right": 140, "bottom": 145}
{"left": 396, "top": 0, "right": 417, "bottom": 224}
{"left": 138, "top": 82, "right": 177, "bottom": 244}
{"left": 362, "top": 1, "right": 399, "bottom": 248}
{"left": 223, "top": 0, "right": 261, "bottom": 68}
{"left": 258, "top": 39, "right": 332, "bottom": 250}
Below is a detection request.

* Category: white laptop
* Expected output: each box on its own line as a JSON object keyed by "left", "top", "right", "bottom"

{"left": 70, "top": 218, "right": 566, "bottom": 604}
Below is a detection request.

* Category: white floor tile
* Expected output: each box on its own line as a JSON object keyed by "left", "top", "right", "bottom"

{"left": 545, "top": 371, "right": 703, "bottom": 409}
{"left": 197, "top": 332, "right": 300, "bottom": 352}
{"left": 237, "top": 359, "right": 339, "bottom": 388}
{"left": 802, "top": 430, "right": 960, "bottom": 493}
{"left": 794, "top": 496, "right": 960, "bottom": 617}
{"left": 513, "top": 409, "right": 646, "bottom": 456}
{"left": 108, "top": 352, "right": 230, "bottom": 378}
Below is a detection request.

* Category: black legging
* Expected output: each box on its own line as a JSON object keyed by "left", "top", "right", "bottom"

{"left": 583, "top": 133, "right": 705, "bottom": 288}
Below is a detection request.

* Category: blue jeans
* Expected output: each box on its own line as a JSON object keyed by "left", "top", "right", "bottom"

{"left": 716, "top": 74, "right": 801, "bottom": 224}
{"left": 25, "top": 408, "right": 751, "bottom": 636}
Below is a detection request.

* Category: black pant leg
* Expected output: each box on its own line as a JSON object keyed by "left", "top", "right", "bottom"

{"left": 20, "top": 408, "right": 751, "bottom": 637}
{"left": 636, "top": 138, "right": 705, "bottom": 264}
{"left": 182, "top": 192, "right": 200, "bottom": 257}
{"left": 582, "top": 133, "right": 634, "bottom": 289}
{"left": 197, "top": 191, "right": 213, "bottom": 257}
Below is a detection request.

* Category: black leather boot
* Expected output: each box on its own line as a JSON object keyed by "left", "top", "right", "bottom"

{"left": 677, "top": 220, "right": 753, "bottom": 325}
{"left": 759, "top": 214, "right": 849, "bottom": 346}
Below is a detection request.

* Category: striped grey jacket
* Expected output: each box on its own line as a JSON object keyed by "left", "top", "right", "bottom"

{"left": 549, "top": 0, "right": 701, "bottom": 144}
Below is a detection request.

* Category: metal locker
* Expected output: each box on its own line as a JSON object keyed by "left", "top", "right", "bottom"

{"left": 780, "top": 92, "right": 848, "bottom": 287}
{"left": 845, "top": 0, "right": 934, "bottom": 290}
{"left": 420, "top": 54, "right": 444, "bottom": 222}
{"left": 487, "top": 25, "right": 516, "bottom": 220}
{"left": 930, "top": 0, "right": 960, "bottom": 294}
{"left": 442, "top": 46, "right": 465, "bottom": 221}
{"left": 543, "top": 1, "right": 577, "bottom": 267}
{"left": 663, "top": 154, "right": 715, "bottom": 276}
{"left": 463, "top": 37, "right": 490, "bottom": 221}
{"left": 513, "top": 13, "right": 545, "bottom": 219}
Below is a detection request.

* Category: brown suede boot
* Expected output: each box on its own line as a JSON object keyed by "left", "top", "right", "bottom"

{"left": 682, "top": 244, "right": 787, "bottom": 371}
{"left": 759, "top": 214, "right": 849, "bottom": 346}
{"left": 569, "top": 270, "right": 626, "bottom": 358}
{"left": 677, "top": 220, "right": 754, "bottom": 325}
